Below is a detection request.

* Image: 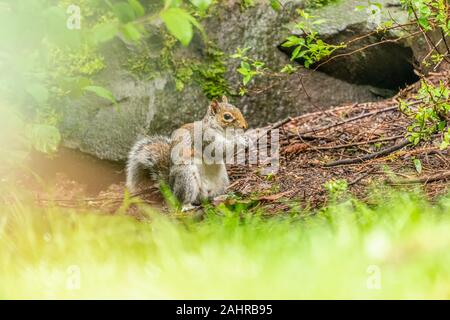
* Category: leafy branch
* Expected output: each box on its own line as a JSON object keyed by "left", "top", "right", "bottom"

{"left": 0, "top": 0, "right": 212, "bottom": 157}
{"left": 281, "top": 9, "right": 345, "bottom": 68}
{"left": 400, "top": 80, "right": 449, "bottom": 149}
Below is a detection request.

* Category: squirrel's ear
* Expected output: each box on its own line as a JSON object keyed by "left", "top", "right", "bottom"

{"left": 221, "top": 95, "right": 228, "bottom": 104}
{"left": 209, "top": 99, "right": 220, "bottom": 115}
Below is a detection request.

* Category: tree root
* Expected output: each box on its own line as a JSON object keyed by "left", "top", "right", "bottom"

{"left": 324, "top": 139, "right": 411, "bottom": 167}
{"left": 387, "top": 170, "right": 450, "bottom": 185}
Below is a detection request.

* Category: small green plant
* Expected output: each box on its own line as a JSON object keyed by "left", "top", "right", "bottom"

{"left": 193, "top": 45, "right": 230, "bottom": 99}
{"left": 241, "top": 0, "right": 255, "bottom": 10}
{"left": 159, "top": 180, "right": 181, "bottom": 211}
{"left": 401, "top": 0, "right": 449, "bottom": 32}
{"left": 280, "top": 64, "right": 299, "bottom": 74}
{"left": 400, "top": 80, "right": 449, "bottom": 149}
{"left": 231, "top": 47, "right": 266, "bottom": 94}
{"left": 354, "top": 0, "right": 450, "bottom": 150}
{"left": 281, "top": 9, "right": 345, "bottom": 68}
{"left": 269, "top": 0, "right": 283, "bottom": 11}
{"left": 306, "top": 0, "right": 338, "bottom": 8}
{"left": 175, "top": 65, "right": 195, "bottom": 91}
{"left": 324, "top": 178, "right": 348, "bottom": 201}
{"left": 324, "top": 179, "right": 348, "bottom": 193}
{"left": 400, "top": 0, "right": 450, "bottom": 66}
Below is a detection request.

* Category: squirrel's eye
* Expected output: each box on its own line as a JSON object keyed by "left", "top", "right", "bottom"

{"left": 223, "top": 113, "right": 233, "bottom": 121}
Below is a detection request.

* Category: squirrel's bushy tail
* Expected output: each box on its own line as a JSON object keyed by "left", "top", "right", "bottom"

{"left": 126, "top": 135, "right": 171, "bottom": 193}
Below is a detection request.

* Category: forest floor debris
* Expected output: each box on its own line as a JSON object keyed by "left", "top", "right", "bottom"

{"left": 227, "top": 68, "right": 449, "bottom": 212}
{"left": 30, "top": 68, "right": 450, "bottom": 215}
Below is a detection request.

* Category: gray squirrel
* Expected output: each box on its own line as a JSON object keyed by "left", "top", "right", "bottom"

{"left": 126, "top": 96, "right": 248, "bottom": 211}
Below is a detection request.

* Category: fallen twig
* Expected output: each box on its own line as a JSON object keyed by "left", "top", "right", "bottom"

{"left": 348, "top": 168, "right": 376, "bottom": 186}
{"left": 300, "top": 106, "right": 398, "bottom": 135}
{"left": 387, "top": 170, "right": 450, "bottom": 185}
{"left": 316, "top": 135, "right": 404, "bottom": 150}
{"left": 324, "top": 139, "right": 411, "bottom": 167}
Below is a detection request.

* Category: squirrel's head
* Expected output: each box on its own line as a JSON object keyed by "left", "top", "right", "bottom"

{"left": 206, "top": 96, "right": 248, "bottom": 130}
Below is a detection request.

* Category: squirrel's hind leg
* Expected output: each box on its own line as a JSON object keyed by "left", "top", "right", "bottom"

{"left": 169, "top": 164, "right": 202, "bottom": 208}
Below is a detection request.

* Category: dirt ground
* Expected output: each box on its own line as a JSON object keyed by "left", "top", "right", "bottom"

{"left": 30, "top": 68, "right": 449, "bottom": 215}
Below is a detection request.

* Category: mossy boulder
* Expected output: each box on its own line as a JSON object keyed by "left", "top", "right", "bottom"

{"left": 59, "top": 0, "right": 423, "bottom": 161}
{"left": 60, "top": 41, "right": 208, "bottom": 162}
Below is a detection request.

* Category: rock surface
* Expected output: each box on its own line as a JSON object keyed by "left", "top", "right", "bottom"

{"left": 61, "top": 78, "right": 209, "bottom": 162}
{"left": 283, "top": 0, "right": 420, "bottom": 89}
{"left": 204, "top": 0, "right": 384, "bottom": 127}
{"left": 60, "top": 42, "right": 208, "bottom": 161}
{"left": 60, "top": 0, "right": 419, "bottom": 161}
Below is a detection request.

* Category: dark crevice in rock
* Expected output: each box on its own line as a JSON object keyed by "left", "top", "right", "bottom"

{"left": 279, "top": 23, "right": 420, "bottom": 93}
{"left": 314, "top": 42, "right": 419, "bottom": 90}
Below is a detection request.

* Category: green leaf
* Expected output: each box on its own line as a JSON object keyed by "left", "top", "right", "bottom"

{"left": 282, "top": 36, "right": 302, "bottom": 47}
{"left": 382, "top": 20, "right": 394, "bottom": 28}
{"left": 413, "top": 158, "right": 422, "bottom": 174}
{"left": 184, "top": 11, "right": 206, "bottom": 39}
{"left": 252, "top": 61, "right": 265, "bottom": 69}
{"left": 280, "top": 64, "right": 297, "bottom": 74}
{"left": 90, "top": 22, "right": 118, "bottom": 44}
{"left": 128, "top": 0, "right": 145, "bottom": 17}
{"left": 241, "top": 61, "right": 251, "bottom": 70}
{"left": 164, "top": 0, "right": 182, "bottom": 9}
{"left": 84, "top": 86, "right": 116, "bottom": 104}
{"left": 160, "top": 8, "right": 194, "bottom": 46}
{"left": 270, "top": 0, "right": 282, "bottom": 11}
{"left": 112, "top": 2, "right": 136, "bottom": 23}
{"left": 29, "top": 124, "right": 61, "bottom": 154}
{"left": 190, "top": 0, "right": 213, "bottom": 11}
{"left": 291, "top": 46, "right": 302, "bottom": 60}
{"left": 243, "top": 74, "right": 252, "bottom": 85}
{"left": 121, "top": 23, "right": 142, "bottom": 42}
{"left": 418, "top": 17, "right": 431, "bottom": 30}
{"left": 237, "top": 68, "right": 249, "bottom": 76}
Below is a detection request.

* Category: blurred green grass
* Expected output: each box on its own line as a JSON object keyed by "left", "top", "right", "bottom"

{"left": 0, "top": 191, "right": 449, "bottom": 299}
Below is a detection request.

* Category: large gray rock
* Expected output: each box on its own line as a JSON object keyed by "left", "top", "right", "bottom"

{"left": 60, "top": 41, "right": 209, "bottom": 162}
{"left": 283, "top": 0, "right": 420, "bottom": 89}
{"left": 61, "top": 74, "right": 208, "bottom": 162}
{"left": 60, "top": 0, "right": 420, "bottom": 161}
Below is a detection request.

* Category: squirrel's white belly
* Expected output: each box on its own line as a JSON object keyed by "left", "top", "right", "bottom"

{"left": 197, "top": 163, "right": 229, "bottom": 198}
